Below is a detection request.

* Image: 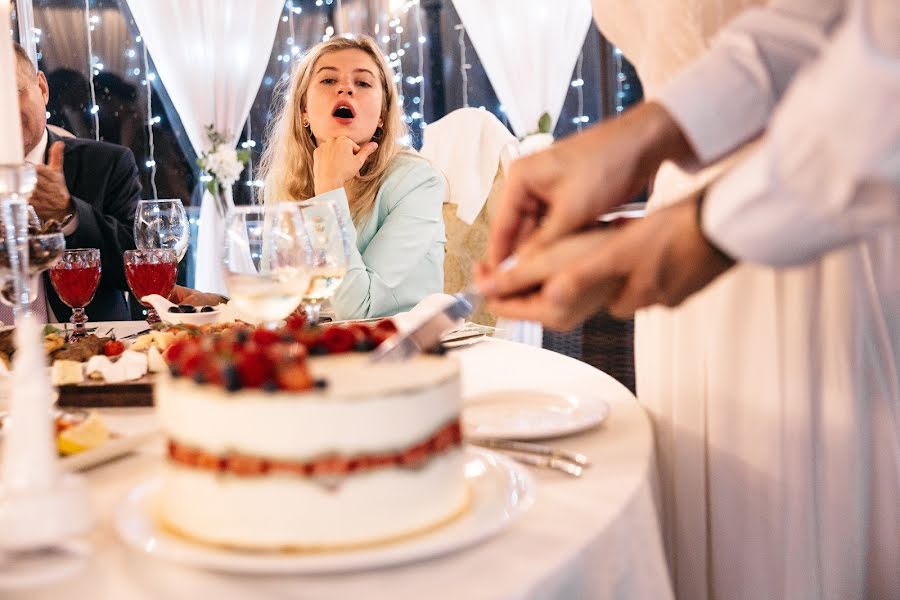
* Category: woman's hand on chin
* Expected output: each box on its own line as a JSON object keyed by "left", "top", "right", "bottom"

{"left": 313, "top": 136, "right": 379, "bottom": 195}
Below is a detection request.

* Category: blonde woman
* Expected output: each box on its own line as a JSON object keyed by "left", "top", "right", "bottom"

{"left": 259, "top": 35, "right": 445, "bottom": 320}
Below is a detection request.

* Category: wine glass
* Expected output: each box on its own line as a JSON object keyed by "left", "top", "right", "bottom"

{"left": 0, "top": 232, "right": 66, "bottom": 307}
{"left": 124, "top": 249, "right": 178, "bottom": 324}
{"left": 133, "top": 199, "right": 190, "bottom": 262}
{"left": 296, "top": 198, "right": 351, "bottom": 324}
{"left": 49, "top": 249, "right": 101, "bottom": 340}
{"left": 222, "top": 204, "right": 313, "bottom": 327}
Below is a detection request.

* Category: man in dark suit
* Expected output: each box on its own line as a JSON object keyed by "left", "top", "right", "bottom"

{"left": 14, "top": 42, "right": 139, "bottom": 322}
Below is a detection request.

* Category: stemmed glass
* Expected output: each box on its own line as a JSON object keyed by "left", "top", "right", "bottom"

{"left": 133, "top": 199, "right": 190, "bottom": 262}
{"left": 49, "top": 249, "right": 102, "bottom": 340}
{"left": 124, "top": 249, "right": 178, "bottom": 324}
{"left": 0, "top": 232, "right": 66, "bottom": 307}
{"left": 296, "top": 198, "right": 351, "bottom": 324}
{"left": 222, "top": 204, "right": 313, "bottom": 327}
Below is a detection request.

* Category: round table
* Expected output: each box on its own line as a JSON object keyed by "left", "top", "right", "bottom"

{"left": 7, "top": 336, "right": 672, "bottom": 600}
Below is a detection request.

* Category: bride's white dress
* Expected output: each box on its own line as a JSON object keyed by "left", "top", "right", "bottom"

{"left": 591, "top": 2, "right": 898, "bottom": 599}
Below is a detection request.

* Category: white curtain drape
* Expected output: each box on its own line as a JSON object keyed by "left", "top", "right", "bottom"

{"left": 37, "top": 7, "right": 131, "bottom": 76}
{"left": 451, "top": 0, "right": 593, "bottom": 137}
{"left": 125, "top": 0, "right": 284, "bottom": 295}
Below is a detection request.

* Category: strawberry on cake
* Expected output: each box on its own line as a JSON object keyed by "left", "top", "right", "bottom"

{"left": 154, "top": 319, "right": 468, "bottom": 550}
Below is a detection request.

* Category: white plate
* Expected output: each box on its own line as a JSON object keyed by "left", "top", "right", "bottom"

{"left": 114, "top": 447, "right": 535, "bottom": 574}
{"left": 463, "top": 390, "right": 610, "bottom": 440}
{"left": 60, "top": 425, "right": 159, "bottom": 471}
{"left": 0, "top": 411, "right": 159, "bottom": 471}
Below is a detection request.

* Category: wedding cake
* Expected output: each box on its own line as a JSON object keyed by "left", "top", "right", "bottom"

{"left": 154, "top": 320, "right": 467, "bottom": 550}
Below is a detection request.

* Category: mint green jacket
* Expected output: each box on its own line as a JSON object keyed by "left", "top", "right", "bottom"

{"left": 319, "top": 153, "right": 446, "bottom": 320}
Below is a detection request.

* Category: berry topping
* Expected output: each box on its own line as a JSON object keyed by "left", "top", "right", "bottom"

{"left": 161, "top": 319, "right": 398, "bottom": 392}
{"left": 320, "top": 326, "right": 356, "bottom": 354}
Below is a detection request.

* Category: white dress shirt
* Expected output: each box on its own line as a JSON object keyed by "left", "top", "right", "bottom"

{"left": 11, "top": 128, "right": 80, "bottom": 323}
{"left": 656, "top": 0, "right": 898, "bottom": 266}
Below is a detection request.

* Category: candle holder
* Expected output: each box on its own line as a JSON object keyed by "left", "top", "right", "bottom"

{"left": 0, "top": 163, "right": 35, "bottom": 321}
{"left": 0, "top": 164, "right": 93, "bottom": 566}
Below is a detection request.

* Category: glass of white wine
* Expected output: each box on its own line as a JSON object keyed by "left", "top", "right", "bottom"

{"left": 222, "top": 204, "right": 313, "bottom": 327}
{"left": 296, "top": 197, "right": 351, "bottom": 325}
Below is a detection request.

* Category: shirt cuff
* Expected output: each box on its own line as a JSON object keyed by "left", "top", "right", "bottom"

{"left": 61, "top": 211, "right": 79, "bottom": 236}
{"left": 654, "top": 48, "right": 772, "bottom": 168}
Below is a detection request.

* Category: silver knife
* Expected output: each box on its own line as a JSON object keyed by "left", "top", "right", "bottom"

{"left": 370, "top": 257, "right": 517, "bottom": 363}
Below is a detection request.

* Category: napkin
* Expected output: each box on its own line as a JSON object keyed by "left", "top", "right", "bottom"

{"left": 420, "top": 108, "right": 518, "bottom": 225}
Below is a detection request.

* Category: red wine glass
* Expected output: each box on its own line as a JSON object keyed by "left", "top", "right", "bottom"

{"left": 124, "top": 249, "right": 178, "bottom": 324}
{"left": 49, "top": 248, "right": 102, "bottom": 340}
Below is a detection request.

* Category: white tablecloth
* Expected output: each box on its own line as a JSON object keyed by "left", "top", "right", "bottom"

{"left": 7, "top": 335, "right": 672, "bottom": 600}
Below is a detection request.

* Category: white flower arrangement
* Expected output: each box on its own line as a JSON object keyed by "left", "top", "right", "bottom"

{"left": 196, "top": 125, "right": 250, "bottom": 196}
{"left": 518, "top": 112, "right": 554, "bottom": 156}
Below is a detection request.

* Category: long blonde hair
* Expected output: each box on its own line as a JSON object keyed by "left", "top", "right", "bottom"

{"left": 259, "top": 35, "right": 409, "bottom": 225}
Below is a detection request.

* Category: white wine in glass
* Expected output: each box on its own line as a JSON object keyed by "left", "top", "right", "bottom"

{"left": 296, "top": 198, "right": 351, "bottom": 323}
{"left": 223, "top": 204, "right": 312, "bottom": 327}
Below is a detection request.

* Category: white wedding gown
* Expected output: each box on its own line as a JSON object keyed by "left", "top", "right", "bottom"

{"left": 591, "top": 2, "right": 898, "bottom": 599}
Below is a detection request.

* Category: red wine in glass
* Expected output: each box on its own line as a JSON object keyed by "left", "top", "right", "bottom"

{"left": 124, "top": 249, "right": 177, "bottom": 324}
{"left": 49, "top": 249, "right": 102, "bottom": 340}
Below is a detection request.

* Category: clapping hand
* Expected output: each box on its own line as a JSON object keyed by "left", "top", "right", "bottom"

{"left": 31, "top": 141, "right": 73, "bottom": 223}
{"left": 312, "top": 136, "right": 378, "bottom": 195}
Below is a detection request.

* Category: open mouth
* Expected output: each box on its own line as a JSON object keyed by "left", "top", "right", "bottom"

{"left": 332, "top": 106, "right": 354, "bottom": 119}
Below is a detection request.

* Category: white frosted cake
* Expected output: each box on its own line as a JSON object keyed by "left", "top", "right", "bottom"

{"left": 154, "top": 321, "right": 467, "bottom": 550}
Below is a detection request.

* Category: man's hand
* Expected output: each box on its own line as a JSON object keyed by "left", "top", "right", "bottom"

{"left": 312, "top": 136, "right": 378, "bottom": 196}
{"left": 480, "top": 194, "right": 736, "bottom": 329}
{"left": 31, "top": 141, "right": 73, "bottom": 222}
{"left": 169, "top": 285, "right": 228, "bottom": 307}
{"left": 486, "top": 102, "right": 693, "bottom": 268}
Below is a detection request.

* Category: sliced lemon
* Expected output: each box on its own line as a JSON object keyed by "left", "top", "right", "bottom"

{"left": 57, "top": 411, "right": 110, "bottom": 455}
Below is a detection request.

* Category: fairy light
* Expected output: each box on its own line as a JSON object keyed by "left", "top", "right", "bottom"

{"left": 83, "top": 0, "right": 100, "bottom": 140}
{"left": 413, "top": 0, "right": 426, "bottom": 122}
{"left": 454, "top": 23, "right": 469, "bottom": 108}
{"left": 613, "top": 47, "right": 625, "bottom": 113}
{"left": 571, "top": 50, "right": 587, "bottom": 130}
{"left": 141, "top": 37, "right": 159, "bottom": 199}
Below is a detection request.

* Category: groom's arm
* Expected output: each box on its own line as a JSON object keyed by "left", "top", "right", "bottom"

{"left": 654, "top": 0, "right": 845, "bottom": 166}
{"left": 700, "top": 3, "right": 900, "bottom": 267}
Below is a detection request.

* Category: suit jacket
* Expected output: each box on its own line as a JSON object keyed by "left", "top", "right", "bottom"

{"left": 43, "top": 129, "right": 140, "bottom": 322}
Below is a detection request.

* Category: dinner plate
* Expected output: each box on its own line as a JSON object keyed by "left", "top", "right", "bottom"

{"left": 114, "top": 447, "right": 534, "bottom": 574}
{"left": 463, "top": 390, "right": 610, "bottom": 440}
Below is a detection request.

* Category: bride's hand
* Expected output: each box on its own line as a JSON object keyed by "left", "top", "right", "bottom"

{"left": 313, "top": 136, "right": 378, "bottom": 195}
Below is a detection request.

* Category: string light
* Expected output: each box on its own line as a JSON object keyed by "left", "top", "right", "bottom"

{"left": 382, "top": 0, "right": 427, "bottom": 144}
{"left": 454, "top": 23, "right": 469, "bottom": 108}
{"left": 613, "top": 47, "right": 625, "bottom": 113}
{"left": 413, "top": 0, "right": 425, "bottom": 122}
{"left": 572, "top": 51, "right": 587, "bottom": 130}
{"left": 83, "top": 0, "right": 99, "bottom": 140}
{"left": 141, "top": 38, "right": 159, "bottom": 199}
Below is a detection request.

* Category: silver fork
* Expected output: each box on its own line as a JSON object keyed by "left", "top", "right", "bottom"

{"left": 471, "top": 438, "right": 591, "bottom": 467}
{"left": 470, "top": 439, "right": 590, "bottom": 477}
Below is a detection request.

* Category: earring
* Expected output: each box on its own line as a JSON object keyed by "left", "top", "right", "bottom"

{"left": 302, "top": 117, "right": 310, "bottom": 128}
{"left": 372, "top": 126, "right": 384, "bottom": 142}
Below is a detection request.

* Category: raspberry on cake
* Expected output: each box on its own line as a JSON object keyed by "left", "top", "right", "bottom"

{"left": 154, "top": 320, "right": 468, "bottom": 550}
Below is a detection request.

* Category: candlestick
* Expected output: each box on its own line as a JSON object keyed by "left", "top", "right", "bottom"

{"left": 0, "top": 0, "right": 25, "bottom": 164}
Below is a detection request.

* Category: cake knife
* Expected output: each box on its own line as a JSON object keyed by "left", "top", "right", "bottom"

{"left": 370, "top": 206, "right": 641, "bottom": 364}
{"left": 369, "top": 257, "right": 517, "bottom": 363}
